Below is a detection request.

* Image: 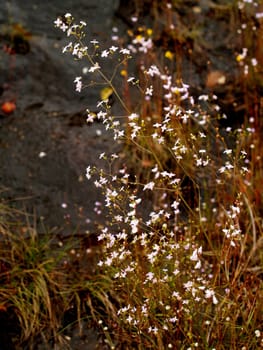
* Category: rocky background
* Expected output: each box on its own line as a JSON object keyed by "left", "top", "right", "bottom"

{"left": 0, "top": 0, "right": 122, "bottom": 235}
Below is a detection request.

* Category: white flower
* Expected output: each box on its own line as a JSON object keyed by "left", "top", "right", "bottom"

{"left": 143, "top": 181, "right": 155, "bottom": 191}
{"left": 205, "top": 289, "right": 218, "bottom": 304}
{"left": 171, "top": 200, "right": 180, "bottom": 214}
{"left": 54, "top": 17, "right": 63, "bottom": 27}
{"left": 86, "top": 112, "right": 96, "bottom": 123}
{"left": 120, "top": 48, "right": 131, "bottom": 55}
{"left": 62, "top": 42, "right": 73, "bottom": 53}
{"left": 128, "top": 113, "right": 139, "bottom": 120}
{"left": 72, "top": 43, "right": 80, "bottom": 56}
{"left": 60, "top": 23, "right": 69, "bottom": 32}
{"left": 88, "top": 62, "right": 101, "bottom": 72}
{"left": 194, "top": 260, "right": 201, "bottom": 269}
{"left": 146, "top": 65, "right": 160, "bottom": 77}
{"left": 190, "top": 246, "right": 202, "bottom": 261}
{"left": 126, "top": 315, "right": 133, "bottom": 323}
{"left": 74, "top": 76, "right": 82, "bottom": 92}
{"left": 255, "top": 330, "right": 261, "bottom": 337}
{"left": 130, "top": 218, "right": 139, "bottom": 234}
{"left": 198, "top": 94, "right": 209, "bottom": 101}
{"left": 127, "top": 76, "right": 135, "bottom": 83}
{"left": 184, "top": 281, "right": 193, "bottom": 291}
{"left": 145, "top": 85, "right": 153, "bottom": 96}
{"left": 101, "top": 50, "right": 109, "bottom": 57}
{"left": 90, "top": 39, "right": 99, "bottom": 45}
{"left": 85, "top": 166, "right": 92, "bottom": 180}
{"left": 148, "top": 326, "right": 158, "bottom": 334}
{"left": 109, "top": 45, "right": 118, "bottom": 52}
{"left": 223, "top": 149, "right": 232, "bottom": 155}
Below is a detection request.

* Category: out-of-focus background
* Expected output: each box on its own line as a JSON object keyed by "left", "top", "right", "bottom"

{"left": 0, "top": 0, "right": 122, "bottom": 234}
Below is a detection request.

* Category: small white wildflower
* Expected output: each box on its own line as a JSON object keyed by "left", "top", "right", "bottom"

{"left": 195, "top": 260, "right": 201, "bottom": 269}
{"left": 54, "top": 17, "right": 63, "bottom": 27}
{"left": 223, "top": 149, "right": 233, "bottom": 155}
{"left": 128, "top": 113, "right": 139, "bottom": 120}
{"left": 148, "top": 326, "right": 158, "bottom": 334}
{"left": 62, "top": 42, "right": 73, "bottom": 53}
{"left": 74, "top": 76, "right": 82, "bottom": 92}
{"left": 184, "top": 281, "right": 194, "bottom": 292}
{"left": 97, "top": 100, "right": 107, "bottom": 108}
{"left": 181, "top": 114, "right": 189, "bottom": 123}
{"left": 145, "top": 85, "right": 153, "bottom": 96}
{"left": 198, "top": 94, "right": 209, "bottom": 101}
{"left": 126, "top": 315, "right": 133, "bottom": 323}
{"left": 146, "top": 65, "right": 160, "bottom": 77}
{"left": 130, "top": 218, "right": 139, "bottom": 234}
{"left": 86, "top": 112, "right": 96, "bottom": 123}
{"left": 72, "top": 43, "right": 80, "bottom": 56}
{"left": 225, "top": 161, "right": 234, "bottom": 169}
{"left": 143, "top": 181, "right": 155, "bottom": 191}
{"left": 169, "top": 316, "right": 178, "bottom": 323}
{"left": 96, "top": 111, "right": 107, "bottom": 120}
{"left": 127, "top": 76, "right": 136, "bottom": 83}
{"left": 190, "top": 246, "right": 202, "bottom": 261}
{"left": 109, "top": 45, "right": 118, "bottom": 52}
{"left": 86, "top": 166, "right": 92, "bottom": 180}
{"left": 205, "top": 289, "right": 218, "bottom": 304}
{"left": 90, "top": 39, "right": 99, "bottom": 45}
{"left": 145, "top": 271, "right": 155, "bottom": 281}
{"left": 195, "top": 157, "right": 203, "bottom": 167}
{"left": 119, "top": 48, "right": 130, "bottom": 55}
{"left": 101, "top": 50, "right": 109, "bottom": 57}
{"left": 218, "top": 166, "right": 226, "bottom": 173}
{"left": 171, "top": 200, "right": 180, "bottom": 214}
{"left": 88, "top": 62, "right": 101, "bottom": 72}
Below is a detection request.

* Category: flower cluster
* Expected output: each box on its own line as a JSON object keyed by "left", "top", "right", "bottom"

{"left": 55, "top": 6, "right": 262, "bottom": 348}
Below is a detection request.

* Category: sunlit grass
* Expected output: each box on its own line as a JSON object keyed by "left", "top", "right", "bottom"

{"left": 0, "top": 201, "right": 112, "bottom": 348}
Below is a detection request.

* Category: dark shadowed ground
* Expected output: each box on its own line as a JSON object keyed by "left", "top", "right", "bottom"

{"left": 0, "top": 0, "right": 121, "bottom": 236}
